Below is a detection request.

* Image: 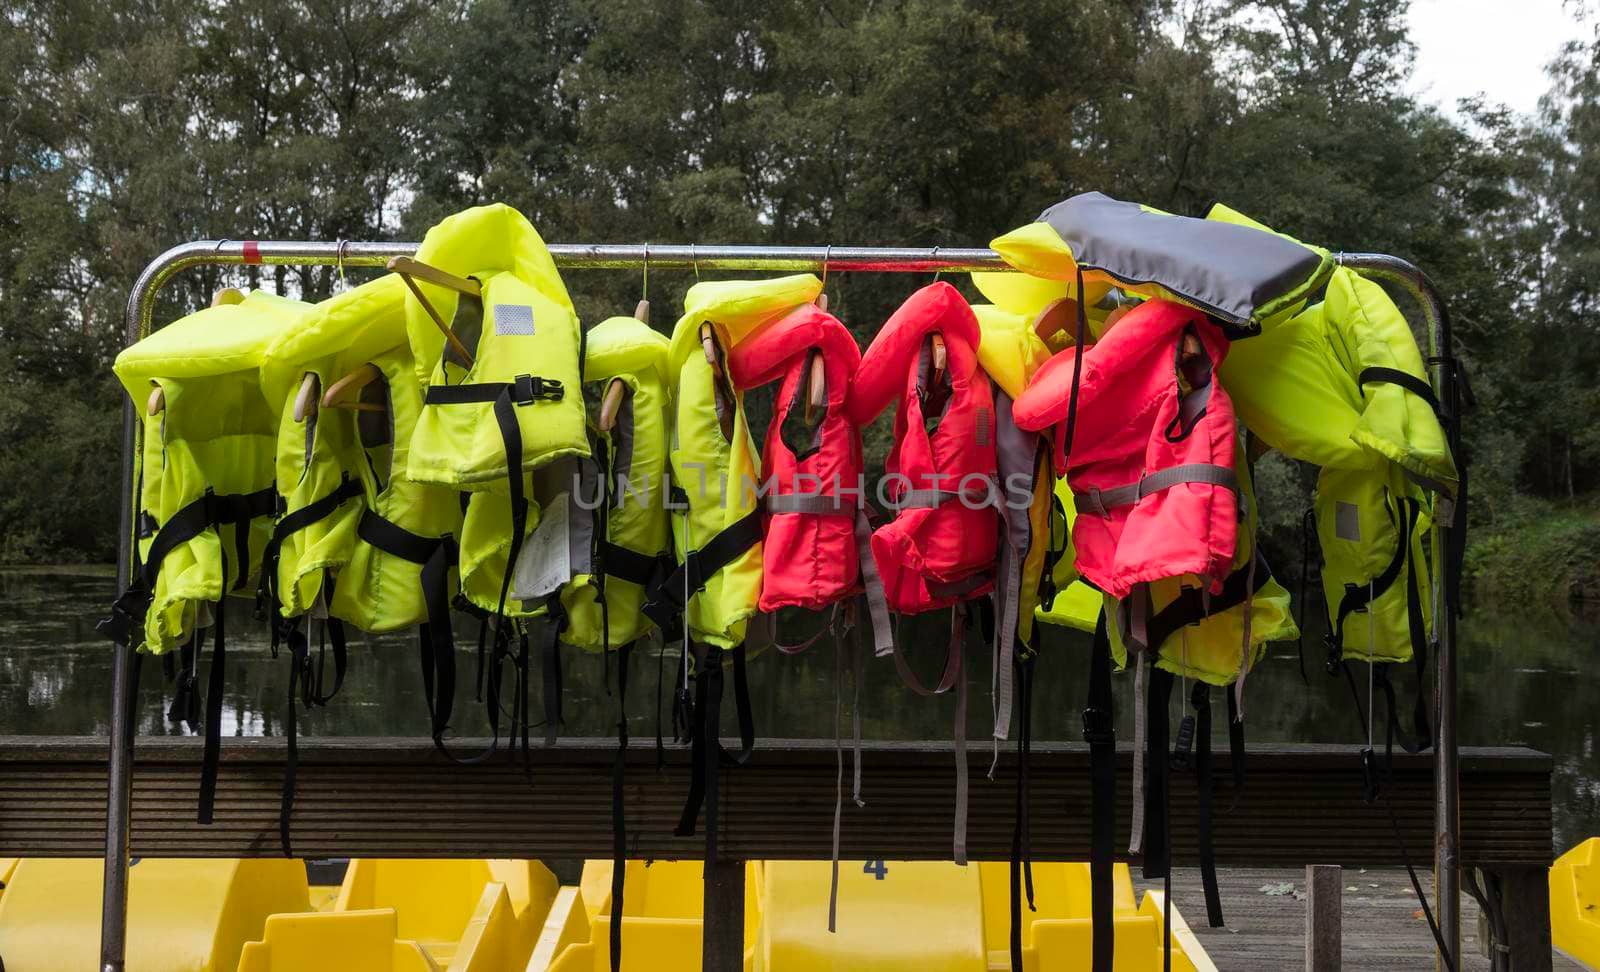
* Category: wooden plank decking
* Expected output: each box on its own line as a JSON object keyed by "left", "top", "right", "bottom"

{"left": 1151, "top": 867, "right": 1579, "bottom": 970}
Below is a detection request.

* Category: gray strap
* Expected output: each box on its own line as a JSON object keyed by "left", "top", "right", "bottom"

{"left": 851, "top": 606, "right": 866, "bottom": 808}
{"left": 990, "top": 539, "right": 1023, "bottom": 749}
{"left": 1129, "top": 649, "right": 1148, "bottom": 855}
{"left": 853, "top": 510, "right": 895, "bottom": 657}
{"left": 891, "top": 611, "right": 962, "bottom": 697}
{"left": 766, "top": 493, "right": 855, "bottom": 515}
{"left": 775, "top": 603, "right": 837, "bottom": 655}
{"left": 1234, "top": 550, "right": 1259, "bottom": 719}
{"left": 1074, "top": 463, "right": 1239, "bottom": 518}
{"left": 884, "top": 478, "right": 998, "bottom": 511}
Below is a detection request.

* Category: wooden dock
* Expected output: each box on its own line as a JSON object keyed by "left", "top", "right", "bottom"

{"left": 1149, "top": 866, "right": 1577, "bottom": 970}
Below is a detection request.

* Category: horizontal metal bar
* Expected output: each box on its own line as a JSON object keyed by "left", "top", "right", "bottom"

{"left": 125, "top": 241, "right": 1009, "bottom": 343}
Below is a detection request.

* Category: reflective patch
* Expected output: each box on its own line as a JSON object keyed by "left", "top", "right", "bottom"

{"left": 1335, "top": 502, "right": 1361, "bottom": 542}
{"left": 494, "top": 303, "right": 535, "bottom": 336}
{"left": 975, "top": 407, "right": 991, "bottom": 447}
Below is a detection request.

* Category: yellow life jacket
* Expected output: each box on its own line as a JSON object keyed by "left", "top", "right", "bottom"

{"left": 517, "top": 313, "right": 674, "bottom": 654}
{"left": 1209, "top": 204, "right": 1454, "bottom": 670}
{"left": 106, "top": 290, "right": 308, "bottom": 655}
{"left": 650, "top": 274, "right": 821, "bottom": 650}
{"left": 258, "top": 274, "right": 463, "bottom": 638}
{"left": 648, "top": 274, "right": 821, "bottom": 864}
{"left": 400, "top": 203, "right": 589, "bottom": 757}
{"left": 103, "top": 289, "right": 307, "bottom": 826}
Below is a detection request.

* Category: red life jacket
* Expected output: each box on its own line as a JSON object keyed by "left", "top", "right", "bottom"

{"left": 846, "top": 282, "right": 999, "bottom": 615}
{"left": 727, "top": 303, "right": 866, "bottom": 613}
{"left": 1014, "top": 298, "right": 1239, "bottom": 601}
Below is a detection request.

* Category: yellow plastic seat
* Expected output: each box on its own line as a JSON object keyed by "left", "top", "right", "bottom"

{"left": 336, "top": 859, "right": 559, "bottom": 971}
{"left": 1552, "top": 837, "right": 1600, "bottom": 968}
{"left": 0, "top": 858, "right": 308, "bottom": 972}
{"left": 755, "top": 860, "right": 986, "bottom": 970}
{"left": 236, "top": 909, "right": 439, "bottom": 971}
{"left": 546, "top": 861, "right": 761, "bottom": 971}
{"left": 977, "top": 862, "right": 1206, "bottom": 971}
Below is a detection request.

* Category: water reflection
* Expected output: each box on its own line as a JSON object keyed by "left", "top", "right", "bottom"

{"left": 3, "top": 567, "right": 1594, "bottom": 848}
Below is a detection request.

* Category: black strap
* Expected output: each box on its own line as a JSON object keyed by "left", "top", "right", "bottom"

{"left": 258, "top": 476, "right": 364, "bottom": 654}
{"left": 1084, "top": 613, "right": 1115, "bottom": 972}
{"left": 1402, "top": 499, "right": 1434, "bottom": 752}
{"left": 1192, "top": 682, "right": 1224, "bottom": 928}
{"left": 197, "top": 586, "right": 227, "bottom": 825}
{"left": 168, "top": 630, "right": 202, "bottom": 731}
{"left": 1145, "top": 552, "right": 1273, "bottom": 654}
{"left": 598, "top": 541, "right": 663, "bottom": 588}
{"left": 1359, "top": 366, "right": 1442, "bottom": 417}
{"left": 99, "top": 486, "right": 277, "bottom": 648}
{"left": 1143, "top": 667, "right": 1173, "bottom": 881}
{"left": 1330, "top": 509, "right": 1409, "bottom": 653}
{"left": 280, "top": 630, "right": 308, "bottom": 856}
{"left": 1226, "top": 687, "right": 1246, "bottom": 811}
{"left": 542, "top": 603, "right": 566, "bottom": 748}
{"left": 424, "top": 374, "right": 564, "bottom": 405}
{"left": 673, "top": 643, "right": 756, "bottom": 867}
{"left": 648, "top": 511, "right": 762, "bottom": 617}
{"left": 1009, "top": 650, "right": 1037, "bottom": 972}
{"left": 610, "top": 640, "right": 632, "bottom": 972}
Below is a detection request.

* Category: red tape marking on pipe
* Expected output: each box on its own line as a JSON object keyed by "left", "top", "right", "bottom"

{"left": 242, "top": 241, "right": 261, "bottom": 264}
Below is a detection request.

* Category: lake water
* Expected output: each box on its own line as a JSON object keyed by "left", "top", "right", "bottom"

{"left": 3, "top": 566, "right": 1594, "bottom": 850}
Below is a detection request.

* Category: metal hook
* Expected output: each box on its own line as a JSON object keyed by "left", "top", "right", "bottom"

{"left": 642, "top": 242, "right": 650, "bottom": 301}
{"left": 931, "top": 245, "right": 942, "bottom": 284}
{"left": 334, "top": 239, "right": 349, "bottom": 291}
{"left": 690, "top": 243, "right": 700, "bottom": 281}
{"left": 821, "top": 244, "right": 832, "bottom": 291}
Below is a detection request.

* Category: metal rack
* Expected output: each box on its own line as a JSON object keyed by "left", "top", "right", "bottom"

{"left": 102, "top": 239, "right": 1463, "bottom": 971}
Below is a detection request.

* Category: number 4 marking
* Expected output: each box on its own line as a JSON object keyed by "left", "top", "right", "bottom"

{"left": 862, "top": 859, "right": 888, "bottom": 880}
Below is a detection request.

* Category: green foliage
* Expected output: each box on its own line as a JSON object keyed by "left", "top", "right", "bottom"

{"left": 1464, "top": 495, "right": 1600, "bottom": 606}
{"left": 0, "top": 0, "right": 1595, "bottom": 565}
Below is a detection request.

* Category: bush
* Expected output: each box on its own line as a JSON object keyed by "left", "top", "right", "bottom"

{"left": 0, "top": 374, "right": 122, "bottom": 564}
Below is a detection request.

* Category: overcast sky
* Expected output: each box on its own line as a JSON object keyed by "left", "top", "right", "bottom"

{"left": 1408, "top": 0, "right": 1587, "bottom": 116}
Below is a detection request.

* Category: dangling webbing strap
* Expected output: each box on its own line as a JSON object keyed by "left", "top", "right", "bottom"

{"left": 276, "top": 611, "right": 350, "bottom": 855}
{"left": 673, "top": 643, "right": 755, "bottom": 871}
{"left": 1008, "top": 650, "right": 1037, "bottom": 972}
{"left": 168, "top": 629, "right": 202, "bottom": 731}
{"left": 1085, "top": 612, "right": 1116, "bottom": 972}
{"left": 197, "top": 576, "right": 228, "bottom": 825}
{"left": 1143, "top": 668, "right": 1174, "bottom": 880}
{"left": 1226, "top": 687, "right": 1246, "bottom": 811}
{"left": 355, "top": 510, "right": 476, "bottom": 760}
{"left": 1073, "top": 464, "right": 1239, "bottom": 519}
{"left": 1191, "top": 681, "right": 1224, "bottom": 927}
{"left": 609, "top": 640, "right": 633, "bottom": 972}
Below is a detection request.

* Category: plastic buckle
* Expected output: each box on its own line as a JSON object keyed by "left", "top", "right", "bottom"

{"left": 96, "top": 588, "right": 153, "bottom": 646}
{"left": 1324, "top": 634, "right": 1343, "bottom": 676}
{"left": 511, "top": 374, "right": 563, "bottom": 405}
{"left": 1081, "top": 706, "right": 1114, "bottom": 745}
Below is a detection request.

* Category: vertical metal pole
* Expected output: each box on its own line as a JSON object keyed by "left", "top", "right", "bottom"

{"left": 99, "top": 397, "right": 137, "bottom": 972}
{"left": 1339, "top": 254, "right": 1463, "bottom": 969}
{"left": 702, "top": 858, "right": 746, "bottom": 972}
